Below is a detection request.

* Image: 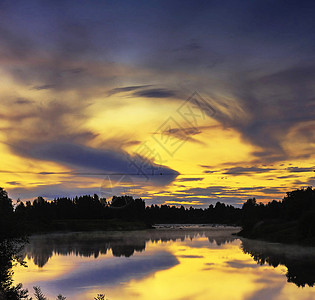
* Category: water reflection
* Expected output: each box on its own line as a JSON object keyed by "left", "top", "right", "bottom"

{"left": 21, "top": 227, "right": 236, "bottom": 268}
{"left": 242, "top": 239, "right": 315, "bottom": 287}
{"left": 12, "top": 227, "right": 315, "bottom": 300}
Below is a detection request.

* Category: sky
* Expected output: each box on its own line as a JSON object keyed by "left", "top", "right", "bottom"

{"left": 0, "top": 0, "right": 315, "bottom": 207}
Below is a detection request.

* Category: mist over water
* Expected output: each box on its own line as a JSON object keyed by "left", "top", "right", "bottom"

{"left": 13, "top": 226, "right": 315, "bottom": 300}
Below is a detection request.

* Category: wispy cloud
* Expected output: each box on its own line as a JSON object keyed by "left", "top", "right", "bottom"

{"left": 224, "top": 167, "right": 275, "bottom": 175}
{"left": 133, "top": 88, "right": 177, "bottom": 99}
{"left": 107, "top": 85, "right": 153, "bottom": 96}
{"left": 286, "top": 167, "right": 315, "bottom": 173}
{"left": 177, "top": 177, "right": 204, "bottom": 182}
{"left": 31, "top": 84, "right": 57, "bottom": 90}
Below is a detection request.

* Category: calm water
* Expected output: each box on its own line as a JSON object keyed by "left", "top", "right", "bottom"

{"left": 13, "top": 226, "right": 315, "bottom": 300}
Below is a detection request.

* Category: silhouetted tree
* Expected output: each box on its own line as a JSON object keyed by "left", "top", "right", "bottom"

{"left": 0, "top": 188, "right": 14, "bottom": 239}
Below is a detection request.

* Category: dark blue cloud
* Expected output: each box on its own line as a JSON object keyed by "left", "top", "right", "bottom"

{"left": 245, "top": 284, "right": 284, "bottom": 300}
{"left": 177, "top": 177, "right": 204, "bottom": 182}
{"left": 27, "top": 142, "right": 179, "bottom": 186}
{"left": 224, "top": 167, "right": 275, "bottom": 175}
{"left": 14, "top": 98, "right": 33, "bottom": 105}
{"left": 6, "top": 181, "right": 20, "bottom": 186}
{"left": 286, "top": 167, "right": 315, "bottom": 173}
{"left": 226, "top": 260, "right": 260, "bottom": 269}
{"left": 2, "top": 1, "right": 314, "bottom": 67}
{"left": 42, "top": 251, "right": 178, "bottom": 294}
{"left": 133, "top": 88, "right": 177, "bottom": 98}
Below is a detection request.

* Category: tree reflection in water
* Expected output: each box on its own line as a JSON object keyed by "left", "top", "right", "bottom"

{"left": 14, "top": 228, "right": 315, "bottom": 290}
{"left": 20, "top": 228, "right": 236, "bottom": 268}
{"left": 241, "top": 238, "right": 315, "bottom": 287}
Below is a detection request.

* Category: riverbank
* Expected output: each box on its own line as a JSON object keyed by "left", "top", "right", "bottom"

{"left": 237, "top": 219, "right": 315, "bottom": 246}
{"left": 22, "top": 219, "right": 152, "bottom": 235}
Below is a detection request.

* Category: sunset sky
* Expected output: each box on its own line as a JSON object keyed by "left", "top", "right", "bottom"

{"left": 0, "top": 0, "right": 315, "bottom": 207}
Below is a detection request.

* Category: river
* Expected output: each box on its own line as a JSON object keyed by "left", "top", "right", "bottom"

{"left": 12, "top": 225, "right": 315, "bottom": 300}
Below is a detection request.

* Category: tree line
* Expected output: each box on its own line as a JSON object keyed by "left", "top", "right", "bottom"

{"left": 12, "top": 193, "right": 241, "bottom": 232}
{"left": 1, "top": 187, "right": 315, "bottom": 238}
{"left": 0, "top": 186, "right": 314, "bottom": 237}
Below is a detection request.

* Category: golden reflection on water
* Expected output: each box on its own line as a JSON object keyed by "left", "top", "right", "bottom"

{"left": 13, "top": 228, "right": 315, "bottom": 300}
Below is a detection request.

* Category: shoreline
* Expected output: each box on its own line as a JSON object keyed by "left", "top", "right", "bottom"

{"left": 237, "top": 220, "right": 315, "bottom": 247}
